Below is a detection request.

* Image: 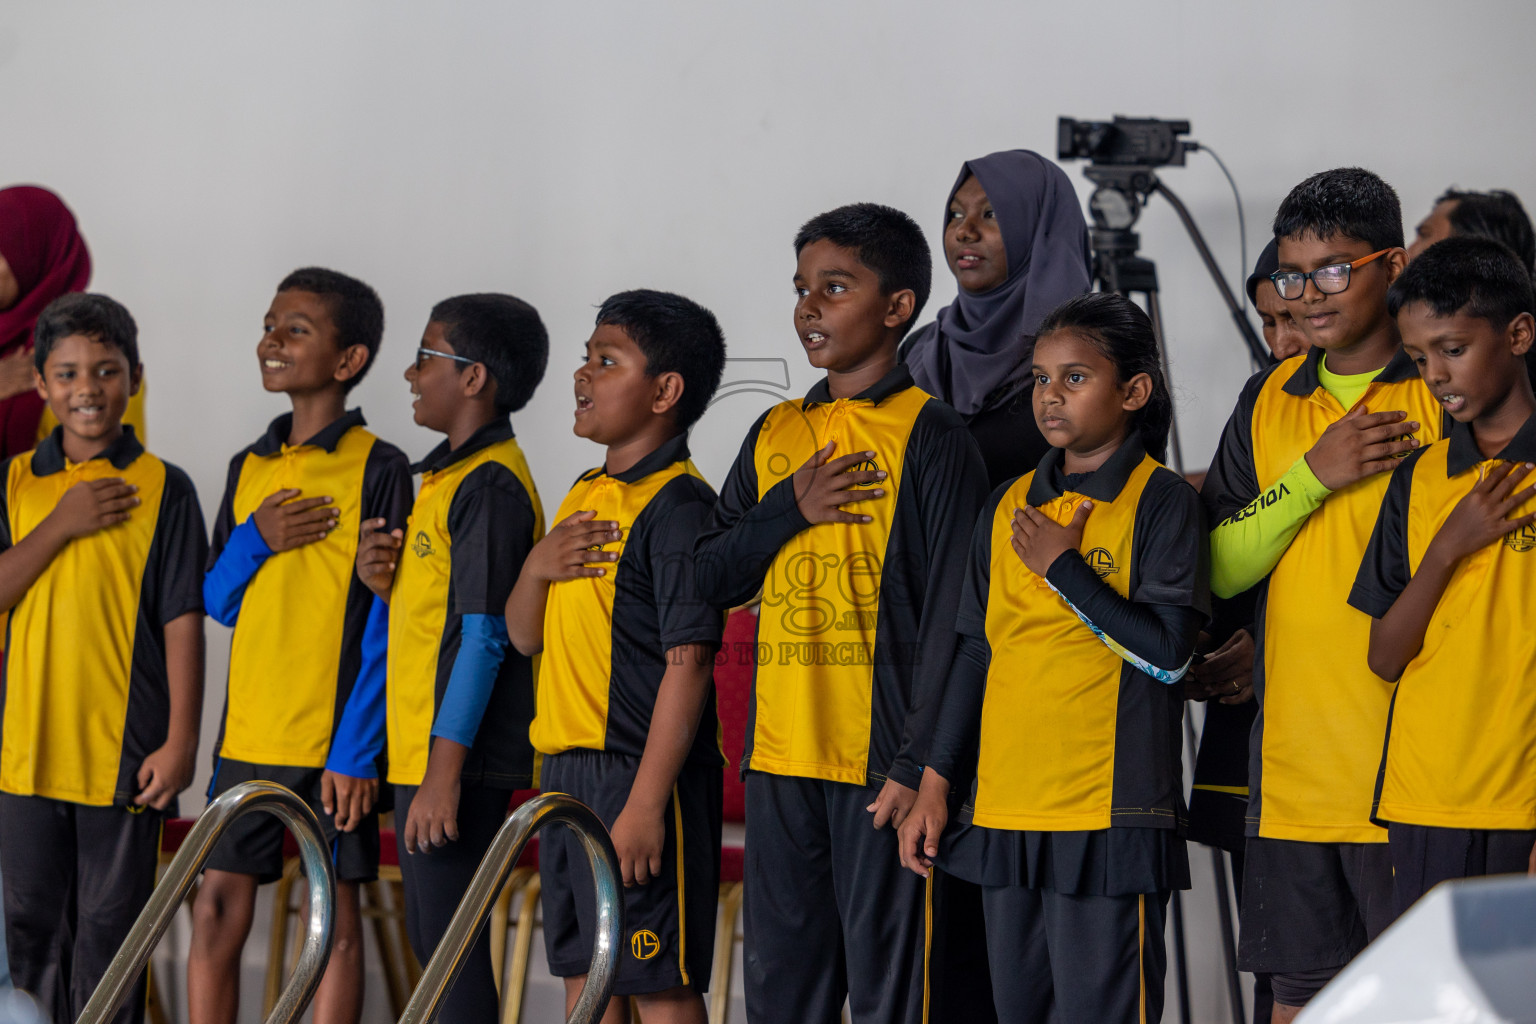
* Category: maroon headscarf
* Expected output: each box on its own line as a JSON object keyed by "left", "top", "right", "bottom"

{"left": 0, "top": 186, "right": 92, "bottom": 458}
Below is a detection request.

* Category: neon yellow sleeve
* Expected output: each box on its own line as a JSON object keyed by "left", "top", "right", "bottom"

{"left": 1209, "top": 455, "right": 1332, "bottom": 598}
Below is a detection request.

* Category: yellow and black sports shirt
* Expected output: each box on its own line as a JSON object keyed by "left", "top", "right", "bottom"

{"left": 695, "top": 364, "right": 988, "bottom": 789}
{"left": 387, "top": 417, "right": 544, "bottom": 789}
{"left": 927, "top": 438, "right": 1209, "bottom": 830}
{"left": 0, "top": 427, "right": 207, "bottom": 806}
{"left": 204, "top": 409, "right": 411, "bottom": 770}
{"left": 1350, "top": 415, "right": 1536, "bottom": 830}
{"left": 530, "top": 433, "right": 723, "bottom": 765}
{"left": 1202, "top": 347, "right": 1445, "bottom": 843}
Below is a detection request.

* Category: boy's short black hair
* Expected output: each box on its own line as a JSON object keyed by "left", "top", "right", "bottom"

{"left": 33, "top": 292, "right": 139, "bottom": 371}
{"left": 1437, "top": 188, "right": 1536, "bottom": 274}
{"left": 277, "top": 267, "right": 384, "bottom": 393}
{"left": 793, "top": 203, "right": 932, "bottom": 337}
{"left": 595, "top": 289, "right": 726, "bottom": 430}
{"left": 429, "top": 293, "right": 548, "bottom": 414}
{"left": 1388, "top": 235, "right": 1535, "bottom": 328}
{"left": 1273, "top": 168, "right": 1404, "bottom": 252}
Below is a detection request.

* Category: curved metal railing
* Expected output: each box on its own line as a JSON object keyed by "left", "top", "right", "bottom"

{"left": 76, "top": 781, "right": 336, "bottom": 1024}
{"left": 398, "top": 792, "right": 623, "bottom": 1024}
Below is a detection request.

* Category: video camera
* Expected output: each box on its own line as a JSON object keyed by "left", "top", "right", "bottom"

{"left": 1057, "top": 117, "right": 1194, "bottom": 168}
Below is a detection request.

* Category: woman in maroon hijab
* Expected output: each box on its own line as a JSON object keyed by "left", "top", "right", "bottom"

{"left": 0, "top": 186, "right": 94, "bottom": 459}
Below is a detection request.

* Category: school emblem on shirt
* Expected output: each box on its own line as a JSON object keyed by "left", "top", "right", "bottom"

{"left": 1084, "top": 547, "right": 1118, "bottom": 578}
{"left": 1507, "top": 523, "right": 1536, "bottom": 553}
{"left": 851, "top": 456, "right": 881, "bottom": 476}
{"left": 630, "top": 929, "right": 662, "bottom": 960}
{"left": 412, "top": 530, "right": 435, "bottom": 558}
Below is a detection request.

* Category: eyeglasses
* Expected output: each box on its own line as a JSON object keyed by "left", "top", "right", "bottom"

{"left": 1269, "top": 249, "right": 1392, "bottom": 301}
{"left": 414, "top": 346, "right": 479, "bottom": 371}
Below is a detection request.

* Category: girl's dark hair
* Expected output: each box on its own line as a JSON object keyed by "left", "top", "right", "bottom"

{"left": 1035, "top": 292, "right": 1173, "bottom": 463}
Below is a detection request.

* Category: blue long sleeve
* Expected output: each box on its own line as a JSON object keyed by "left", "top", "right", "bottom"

{"left": 325, "top": 596, "right": 390, "bottom": 778}
{"left": 202, "top": 517, "right": 273, "bottom": 627}
{"left": 431, "top": 613, "right": 509, "bottom": 749}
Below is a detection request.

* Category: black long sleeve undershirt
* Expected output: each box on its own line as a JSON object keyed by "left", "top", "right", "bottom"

{"left": 1045, "top": 551, "right": 1206, "bottom": 675}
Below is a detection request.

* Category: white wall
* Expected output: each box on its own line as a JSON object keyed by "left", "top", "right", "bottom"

{"left": 6, "top": 2, "right": 1536, "bottom": 1020}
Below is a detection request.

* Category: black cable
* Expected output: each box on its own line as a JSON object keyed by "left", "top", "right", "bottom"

{"left": 1149, "top": 180, "right": 1269, "bottom": 368}
{"left": 1194, "top": 143, "right": 1247, "bottom": 314}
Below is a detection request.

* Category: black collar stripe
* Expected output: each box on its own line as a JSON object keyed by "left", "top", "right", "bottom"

{"left": 412, "top": 416, "right": 516, "bottom": 474}
{"left": 30, "top": 425, "right": 145, "bottom": 476}
{"left": 1446, "top": 413, "right": 1536, "bottom": 476}
{"left": 1282, "top": 345, "right": 1419, "bottom": 397}
{"left": 583, "top": 433, "right": 692, "bottom": 486}
{"left": 802, "top": 364, "right": 916, "bottom": 409}
{"left": 1025, "top": 436, "right": 1149, "bottom": 506}
{"left": 250, "top": 408, "right": 367, "bottom": 457}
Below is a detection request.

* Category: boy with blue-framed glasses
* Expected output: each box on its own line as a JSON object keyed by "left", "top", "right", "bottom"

{"left": 1201, "top": 168, "right": 1447, "bottom": 1019}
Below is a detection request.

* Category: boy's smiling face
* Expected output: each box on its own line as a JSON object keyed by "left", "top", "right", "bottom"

{"left": 793, "top": 239, "right": 910, "bottom": 376}
{"left": 1277, "top": 231, "right": 1404, "bottom": 354}
{"left": 258, "top": 288, "right": 358, "bottom": 395}
{"left": 35, "top": 332, "right": 140, "bottom": 458}
{"left": 405, "top": 320, "right": 471, "bottom": 432}
{"left": 573, "top": 322, "right": 671, "bottom": 446}
{"left": 1398, "top": 302, "right": 1535, "bottom": 423}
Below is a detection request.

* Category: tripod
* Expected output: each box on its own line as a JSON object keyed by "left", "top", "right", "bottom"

{"left": 1088, "top": 171, "right": 1254, "bottom": 1024}
{"left": 1087, "top": 166, "right": 1270, "bottom": 476}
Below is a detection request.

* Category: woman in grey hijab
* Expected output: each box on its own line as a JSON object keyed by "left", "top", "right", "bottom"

{"left": 903, "top": 150, "right": 1093, "bottom": 488}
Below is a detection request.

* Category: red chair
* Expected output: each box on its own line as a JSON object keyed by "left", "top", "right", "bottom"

{"left": 711, "top": 608, "right": 756, "bottom": 1024}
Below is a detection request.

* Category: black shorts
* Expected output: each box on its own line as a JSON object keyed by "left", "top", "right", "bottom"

{"left": 204, "top": 758, "right": 380, "bottom": 883}
{"left": 539, "top": 749, "right": 720, "bottom": 996}
{"left": 1388, "top": 822, "right": 1536, "bottom": 917}
{"left": 1236, "top": 837, "right": 1394, "bottom": 979}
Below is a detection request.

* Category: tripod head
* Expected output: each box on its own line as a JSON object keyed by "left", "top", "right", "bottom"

{"left": 1080, "top": 166, "right": 1165, "bottom": 296}
{"left": 1083, "top": 165, "right": 1161, "bottom": 234}
{"left": 1059, "top": 115, "right": 1269, "bottom": 368}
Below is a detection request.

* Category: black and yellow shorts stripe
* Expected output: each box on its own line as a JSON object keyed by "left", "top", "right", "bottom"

{"left": 539, "top": 749, "right": 721, "bottom": 994}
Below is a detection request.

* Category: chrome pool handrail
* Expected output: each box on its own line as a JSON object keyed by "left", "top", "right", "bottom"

{"left": 397, "top": 792, "right": 623, "bottom": 1024}
{"left": 76, "top": 781, "right": 336, "bottom": 1024}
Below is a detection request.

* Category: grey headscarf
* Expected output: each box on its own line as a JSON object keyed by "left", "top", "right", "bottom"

{"left": 904, "top": 150, "right": 1092, "bottom": 416}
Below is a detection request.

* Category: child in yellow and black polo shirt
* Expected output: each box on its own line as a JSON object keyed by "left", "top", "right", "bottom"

{"left": 1201, "top": 168, "right": 1445, "bottom": 1015}
{"left": 190, "top": 268, "right": 410, "bottom": 1024}
{"left": 356, "top": 293, "right": 547, "bottom": 1024}
{"left": 900, "top": 293, "right": 1208, "bottom": 1024}
{"left": 506, "top": 290, "right": 726, "bottom": 1022}
{"left": 1351, "top": 237, "right": 1536, "bottom": 914}
{"left": 695, "top": 204, "right": 988, "bottom": 1024}
{"left": 0, "top": 294, "right": 206, "bottom": 1024}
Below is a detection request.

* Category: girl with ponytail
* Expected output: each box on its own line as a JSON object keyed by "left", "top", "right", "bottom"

{"left": 898, "top": 291, "right": 1208, "bottom": 1022}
